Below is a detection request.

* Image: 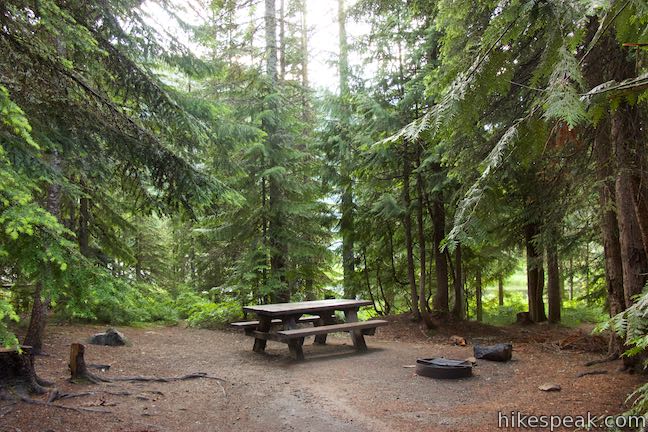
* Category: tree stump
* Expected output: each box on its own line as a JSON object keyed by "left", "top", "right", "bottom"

{"left": 516, "top": 311, "right": 533, "bottom": 325}
{"left": 0, "top": 346, "right": 51, "bottom": 397}
{"left": 69, "top": 343, "right": 108, "bottom": 384}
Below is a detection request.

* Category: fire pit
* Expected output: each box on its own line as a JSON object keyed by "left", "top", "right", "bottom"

{"left": 415, "top": 358, "right": 473, "bottom": 379}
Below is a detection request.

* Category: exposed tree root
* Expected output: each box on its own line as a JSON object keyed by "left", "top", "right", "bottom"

{"left": 576, "top": 369, "right": 608, "bottom": 378}
{"left": 584, "top": 353, "right": 619, "bottom": 366}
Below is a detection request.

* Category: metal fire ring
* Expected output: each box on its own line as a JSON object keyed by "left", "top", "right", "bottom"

{"left": 415, "top": 358, "right": 473, "bottom": 379}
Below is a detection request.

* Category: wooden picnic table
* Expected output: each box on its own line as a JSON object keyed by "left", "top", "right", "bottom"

{"left": 235, "top": 299, "right": 387, "bottom": 360}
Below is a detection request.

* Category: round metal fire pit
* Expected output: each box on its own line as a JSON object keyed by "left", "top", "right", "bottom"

{"left": 415, "top": 358, "right": 473, "bottom": 379}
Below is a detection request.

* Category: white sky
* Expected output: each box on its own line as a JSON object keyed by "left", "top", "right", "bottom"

{"left": 142, "top": 0, "right": 369, "bottom": 92}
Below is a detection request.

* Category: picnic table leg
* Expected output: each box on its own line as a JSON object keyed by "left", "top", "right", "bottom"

{"left": 344, "top": 309, "right": 367, "bottom": 352}
{"left": 253, "top": 316, "right": 272, "bottom": 353}
{"left": 283, "top": 315, "right": 305, "bottom": 361}
{"left": 314, "top": 313, "right": 336, "bottom": 345}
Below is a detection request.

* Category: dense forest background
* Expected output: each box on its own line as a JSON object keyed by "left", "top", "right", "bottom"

{"left": 1, "top": 0, "right": 647, "bottom": 400}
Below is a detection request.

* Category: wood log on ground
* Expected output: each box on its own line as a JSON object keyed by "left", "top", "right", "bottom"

{"left": 0, "top": 346, "right": 52, "bottom": 397}
{"left": 69, "top": 343, "right": 110, "bottom": 384}
{"left": 474, "top": 343, "right": 513, "bottom": 362}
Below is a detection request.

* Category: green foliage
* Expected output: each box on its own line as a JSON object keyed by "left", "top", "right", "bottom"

{"left": 597, "top": 286, "right": 648, "bottom": 418}
{"left": 542, "top": 46, "right": 588, "bottom": 129}
{"left": 185, "top": 300, "right": 243, "bottom": 329}
{"left": 597, "top": 288, "right": 648, "bottom": 358}
{"left": 0, "top": 290, "right": 19, "bottom": 348}
{"left": 56, "top": 268, "right": 178, "bottom": 325}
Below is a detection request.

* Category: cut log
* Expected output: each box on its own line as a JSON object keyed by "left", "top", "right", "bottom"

{"left": 0, "top": 346, "right": 52, "bottom": 396}
{"left": 474, "top": 343, "right": 513, "bottom": 362}
{"left": 69, "top": 343, "right": 110, "bottom": 384}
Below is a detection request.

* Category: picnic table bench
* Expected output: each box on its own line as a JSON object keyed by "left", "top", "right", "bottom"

{"left": 231, "top": 299, "right": 387, "bottom": 360}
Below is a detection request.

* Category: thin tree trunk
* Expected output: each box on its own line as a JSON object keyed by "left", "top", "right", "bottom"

{"left": 264, "top": 0, "right": 288, "bottom": 302}
{"left": 584, "top": 242, "right": 590, "bottom": 301}
{"left": 475, "top": 267, "right": 483, "bottom": 322}
{"left": 279, "top": 0, "right": 286, "bottom": 80}
{"left": 402, "top": 142, "right": 420, "bottom": 320}
{"left": 568, "top": 256, "right": 574, "bottom": 301}
{"left": 375, "top": 263, "right": 391, "bottom": 315}
{"left": 498, "top": 275, "right": 504, "bottom": 306}
{"left": 416, "top": 150, "right": 434, "bottom": 328}
{"left": 431, "top": 188, "right": 449, "bottom": 316}
{"left": 338, "top": 0, "right": 355, "bottom": 299}
{"left": 363, "top": 248, "right": 381, "bottom": 315}
{"left": 78, "top": 194, "right": 90, "bottom": 257}
{"left": 547, "top": 242, "right": 561, "bottom": 323}
{"left": 452, "top": 244, "right": 464, "bottom": 320}
{"left": 299, "top": 0, "right": 310, "bottom": 123}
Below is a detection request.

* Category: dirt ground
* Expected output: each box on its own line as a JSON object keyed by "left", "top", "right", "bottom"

{"left": 1, "top": 316, "right": 644, "bottom": 432}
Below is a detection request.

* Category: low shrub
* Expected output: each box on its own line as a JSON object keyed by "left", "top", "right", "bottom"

{"left": 185, "top": 300, "right": 243, "bottom": 328}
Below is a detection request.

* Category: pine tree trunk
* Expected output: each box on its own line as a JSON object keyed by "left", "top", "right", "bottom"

{"left": 581, "top": 20, "right": 627, "bottom": 354}
{"left": 475, "top": 267, "right": 483, "bottom": 322}
{"left": 432, "top": 189, "right": 449, "bottom": 316}
{"left": 338, "top": 0, "right": 355, "bottom": 299}
{"left": 498, "top": 275, "right": 504, "bottom": 306}
{"left": 416, "top": 151, "right": 434, "bottom": 328}
{"left": 402, "top": 143, "right": 420, "bottom": 320}
{"left": 452, "top": 244, "right": 464, "bottom": 320}
{"left": 525, "top": 223, "right": 546, "bottom": 322}
{"left": 78, "top": 195, "right": 90, "bottom": 257}
{"left": 23, "top": 282, "right": 49, "bottom": 355}
{"left": 0, "top": 346, "right": 50, "bottom": 395}
{"left": 24, "top": 151, "right": 61, "bottom": 354}
{"left": 279, "top": 0, "right": 286, "bottom": 80}
{"left": 613, "top": 105, "right": 648, "bottom": 307}
{"left": 264, "top": 0, "right": 289, "bottom": 302}
{"left": 547, "top": 242, "right": 561, "bottom": 323}
{"left": 594, "top": 117, "right": 626, "bottom": 356}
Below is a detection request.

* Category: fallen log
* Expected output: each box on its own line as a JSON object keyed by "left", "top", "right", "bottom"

{"left": 474, "top": 343, "right": 513, "bottom": 362}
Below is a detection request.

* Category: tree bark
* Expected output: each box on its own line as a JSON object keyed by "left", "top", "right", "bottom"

{"left": 0, "top": 347, "right": 50, "bottom": 396}
{"left": 613, "top": 105, "right": 648, "bottom": 307}
{"left": 475, "top": 267, "right": 483, "bottom": 322}
{"left": 264, "top": 0, "right": 289, "bottom": 302}
{"left": 547, "top": 241, "right": 561, "bottom": 323}
{"left": 498, "top": 275, "right": 504, "bottom": 306}
{"left": 78, "top": 195, "right": 90, "bottom": 257}
{"left": 594, "top": 117, "right": 626, "bottom": 355}
{"left": 338, "top": 0, "right": 355, "bottom": 299}
{"left": 452, "top": 244, "right": 464, "bottom": 320}
{"left": 416, "top": 151, "right": 434, "bottom": 328}
{"left": 582, "top": 18, "right": 627, "bottom": 357}
{"left": 432, "top": 190, "right": 449, "bottom": 316}
{"left": 24, "top": 151, "right": 62, "bottom": 354}
{"left": 525, "top": 223, "right": 546, "bottom": 322}
{"left": 402, "top": 142, "right": 420, "bottom": 320}
{"left": 69, "top": 343, "right": 107, "bottom": 384}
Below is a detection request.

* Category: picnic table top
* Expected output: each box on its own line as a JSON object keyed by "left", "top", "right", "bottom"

{"left": 243, "top": 299, "right": 372, "bottom": 317}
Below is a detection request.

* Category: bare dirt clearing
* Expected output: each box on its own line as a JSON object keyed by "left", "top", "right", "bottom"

{"left": 1, "top": 317, "right": 643, "bottom": 432}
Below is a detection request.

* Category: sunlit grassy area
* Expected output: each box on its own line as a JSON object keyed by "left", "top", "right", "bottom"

{"left": 479, "top": 262, "right": 608, "bottom": 327}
